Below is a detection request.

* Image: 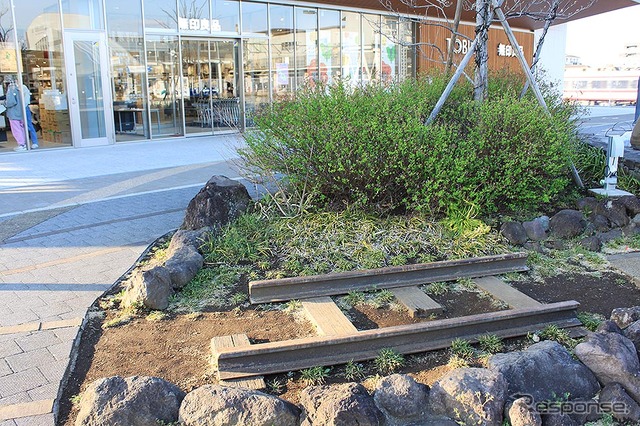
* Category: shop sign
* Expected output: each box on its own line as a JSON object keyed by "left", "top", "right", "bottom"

{"left": 497, "top": 43, "right": 523, "bottom": 57}
{"left": 178, "top": 17, "right": 222, "bottom": 32}
{"left": 445, "top": 37, "right": 473, "bottom": 55}
{"left": 0, "top": 48, "right": 17, "bottom": 72}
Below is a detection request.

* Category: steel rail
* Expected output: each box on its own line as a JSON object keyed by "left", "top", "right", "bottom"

{"left": 249, "top": 252, "right": 529, "bottom": 303}
{"left": 216, "top": 300, "right": 579, "bottom": 380}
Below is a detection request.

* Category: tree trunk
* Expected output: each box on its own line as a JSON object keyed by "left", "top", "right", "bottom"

{"left": 474, "top": 0, "right": 490, "bottom": 101}
{"left": 445, "top": 0, "right": 464, "bottom": 76}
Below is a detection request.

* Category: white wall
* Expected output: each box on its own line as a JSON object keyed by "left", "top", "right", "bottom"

{"left": 534, "top": 23, "right": 568, "bottom": 94}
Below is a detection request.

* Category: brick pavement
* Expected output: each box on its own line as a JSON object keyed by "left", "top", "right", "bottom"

{"left": 0, "top": 140, "right": 245, "bottom": 425}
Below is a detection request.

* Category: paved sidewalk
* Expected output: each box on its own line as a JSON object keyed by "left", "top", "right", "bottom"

{"left": 0, "top": 136, "right": 244, "bottom": 425}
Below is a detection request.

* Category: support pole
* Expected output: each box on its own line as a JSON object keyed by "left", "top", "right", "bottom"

{"left": 425, "top": 36, "right": 478, "bottom": 125}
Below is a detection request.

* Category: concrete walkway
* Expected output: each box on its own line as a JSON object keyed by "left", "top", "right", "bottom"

{"left": 0, "top": 136, "right": 244, "bottom": 425}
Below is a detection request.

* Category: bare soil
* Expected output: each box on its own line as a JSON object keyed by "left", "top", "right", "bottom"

{"left": 58, "top": 271, "right": 640, "bottom": 426}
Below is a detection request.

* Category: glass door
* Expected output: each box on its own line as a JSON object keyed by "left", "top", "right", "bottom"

{"left": 181, "top": 38, "right": 240, "bottom": 135}
{"left": 64, "top": 31, "right": 114, "bottom": 147}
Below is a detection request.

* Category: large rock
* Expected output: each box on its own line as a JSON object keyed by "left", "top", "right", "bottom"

{"left": 374, "top": 374, "right": 429, "bottom": 420}
{"left": 507, "top": 397, "right": 542, "bottom": 426}
{"left": 428, "top": 368, "right": 507, "bottom": 426}
{"left": 522, "top": 219, "right": 547, "bottom": 241}
{"left": 624, "top": 320, "right": 640, "bottom": 354}
{"left": 123, "top": 265, "right": 173, "bottom": 310}
{"left": 168, "top": 228, "right": 211, "bottom": 254}
{"left": 574, "top": 332, "right": 640, "bottom": 402}
{"left": 181, "top": 176, "right": 251, "bottom": 231}
{"left": 589, "top": 214, "right": 610, "bottom": 232}
{"left": 596, "top": 320, "right": 623, "bottom": 335}
{"left": 540, "top": 413, "right": 578, "bottom": 426}
{"left": 620, "top": 196, "right": 640, "bottom": 217}
{"left": 500, "top": 222, "right": 528, "bottom": 245}
{"left": 299, "top": 383, "right": 384, "bottom": 426}
{"left": 75, "top": 376, "right": 185, "bottom": 426}
{"left": 599, "top": 228, "right": 623, "bottom": 244}
{"left": 488, "top": 341, "right": 600, "bottom": 404}
{"left": 576, "top": 197, "right": 600, "bottom": 213}
{"left": 579, "top": 235, "right": 602, "bottom": 252}
{"left": 596, "top": 199, "right": 630, "bottom": 228}
{"left": 164, "top": 246, "right": 204, "bottom": 289}
{"left": 178, "top": 384, "right": 300, "bottom": 426}
{"left": 599, "top": 382, "right": 640, "bottom": 423}
{"left": 611, "top": 307, "right": 640, "bottom": 329}
{"left": 549, "top": 210, "right": 586, "bottom": 239}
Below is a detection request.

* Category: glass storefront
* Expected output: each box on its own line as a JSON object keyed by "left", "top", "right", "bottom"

{"left": 0, "top": 0, "right": 416, "bottom": 153}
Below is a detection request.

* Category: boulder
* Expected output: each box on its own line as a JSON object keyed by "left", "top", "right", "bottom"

{"left": 599, "top": 382, "right": 640, "bottom": 423}
{"left": 123, "top": 265, "right": 173, "bottom": 310}
{"left": 507, "top": 397, "right": 542, "bottom": 426}
{"left": 75, "top": 376, "right": 185, "bottom": 426}
{"left": 599, "top": 229, "right": 623, "bottom": 244}
{"left": 181, "top": 176, "right": 251, "bottom": 231}
{"left": 623, "top": 224, "right": 640, "bottom": 237}
{"left": 579, "top": 236, "right": 602, "bottom": 252}
{"left": 596, "top": 199, "right": 630, "bottom": 228}
{"left": 536, "top": 216, "right": 550, "bottom": 232}
{"left": 164, "top": 246, "right": 204, "bottom": 289}
{"left": 589, "top": 214, "right": 610, "bottom": 232}
{"left": 544, "top": 240, "right": 566, "bottom": 250}
{"left": 574, "top": 332, "right": 640, "bottom": 402}
{"left": 488, "top": 341, "right": 600, "bottom": 404}
{"left": 500, "top": 222, "right": 528, "bottom": 245}
{"left": 611, "top": 307, "right": 640, "bottom": 329}
{"left": 522, "top": 219, "right": 547, "bottom": 241}
{"left": 624, "top": 320, "right": 640, "bottom": 354}
{"left": 596, "top": 320, "right": 623, "bottom": 335}
{"left": 178, "top": 384, "right": 300, "bottom": 426}
{"left": 168, "top": 228, "right": 211, "bottom": 254}
{"left": 428, "top": 368, "right": 507, "bottom": 426}
{"left": 540, "top": 413, "right": 578, "bottom": 426}
{"left": 576, "top": 197, "right": 600, "bottom": 213}
{"left": 374, "top": 374, "right": 429, "bottom": 420}
{"left": 299, "top": 383, "right": 384, "bottom": 426}
{"left": 633, "top": 213, "right": 640, "bottom": 226}
{"left": 620, "top": 196, "right": 640, "bottom": 217}
{"left": 549, "top": 210, "right": 586, "bottom": 239}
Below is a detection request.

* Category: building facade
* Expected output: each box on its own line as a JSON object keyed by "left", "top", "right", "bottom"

{"left": 0, "top": 0, "right": 548, "bottom": 153}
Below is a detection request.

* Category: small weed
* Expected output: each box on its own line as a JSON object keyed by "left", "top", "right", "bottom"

{"left": 375, "top": 348, "right": 405, "bottom": 375}
{"left": 424, "top": 282, "right": 449, "bottom": 296}
{"left": 145, "top": 311, "right": 167, "bottom": 322}
{"left": 457, "top": 278, "right": 476, "bottom": 291}
{"left": 230, "top": 292, "right": 248, "bottom": 306}
{"left": 69, "top": 394, "right": 82, "bottom": 407}
{"left": 102, "top": 314, "right": 133, "bottom": 329}
{"left": 539, "top": 325, "right": 577, "bottom": 348}
{"left": 478, "top": 334, "right": 504, "bottom": 354}
{"left": 344, "top": 360, "right": 365, "bottom": 381}
{"left": 447, "top": 354, "right": 470, "bottom": 370}
{"left": 450, "top": 338, "right": 475, "bottom": 360}
{"left": 370, "top": 289, "right": 395, "bottom": 308}
{"left": 283, "top": 299, "right": 302, "bottom": 313}
{"left": 343, "top": 291, "right": 366, "bottom": 307}
{"left": 577, "top": 312, "right": 605, "bottom": 332}
{"left": 300, "top": 366, "right": 331, "bottom": 386}
{"left": 267, "top": 378, "right": 285, "bottom": 394}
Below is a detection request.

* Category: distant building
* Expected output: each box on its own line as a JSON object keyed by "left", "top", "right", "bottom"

{"left": 566, "top": 55, "right": 582, "bottom": 66}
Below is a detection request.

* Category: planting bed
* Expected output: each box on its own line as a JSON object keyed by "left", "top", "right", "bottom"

{"left": 57, "top": 266, "right": 640, "bottom": 426}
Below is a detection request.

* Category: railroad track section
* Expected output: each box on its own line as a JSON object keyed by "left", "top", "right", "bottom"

{"left": 212, "top": 253, "right": 582, "bottom": 384}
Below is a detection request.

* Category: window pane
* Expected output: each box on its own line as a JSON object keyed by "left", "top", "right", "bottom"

{"left": 295, "top": 7, "right": 318, "bottom": 88}
{"left": 74, "top": 40, "right": 106, "bottom": 139}
{"left": 146, "top": 35, "right": 184, "bottom": 137}
{"left": 212, "top": 0, "right": 239, "bottom": 33}
{"left": 243, "top": 39, "right": 269, "bottom": 126}
{"left": 241, "top": 2, "right": 267, "bottom": 34}
{"left": 319, "top": 9, "right": 340, "bottom": 84}
{"left": 61, "top": 0, "right": 104, "bottom": 29}
{"left": 12, "top": 0, "right": 72, "bottom": 150}
{"left": 106, "top": 0, "right": 143, "bottom": 33}
{"left": 362, "top": 14, "right": 380, "bottom": 85}
{"left": 399, "top": 18, "right": 415, "bottom": 80}
{"left": 145, "top": 0, "right": 177, "bottom": 31}
{"left": 107, "top": 0, "right": 149, "bottom": 141}
{"left": 381, "top": 16, "right": 397, "bottom": 83}
{"left": 270, "top": 4, "right": 294, "bottom": 98}
{"left": 341, "top": 11, "right": 360, "bottom": 85}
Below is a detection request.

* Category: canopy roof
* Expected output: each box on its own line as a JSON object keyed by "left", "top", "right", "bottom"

{"left": 305, "top": 0, "right": 638, "bottom": 30}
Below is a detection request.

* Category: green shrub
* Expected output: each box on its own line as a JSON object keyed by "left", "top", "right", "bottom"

{"left": 240, "top": 72, "right": 580, "bottom": 216}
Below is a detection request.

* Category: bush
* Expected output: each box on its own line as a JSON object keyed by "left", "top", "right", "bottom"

{"left": 240, "top": 73, "right": 580, "bottom": 216}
